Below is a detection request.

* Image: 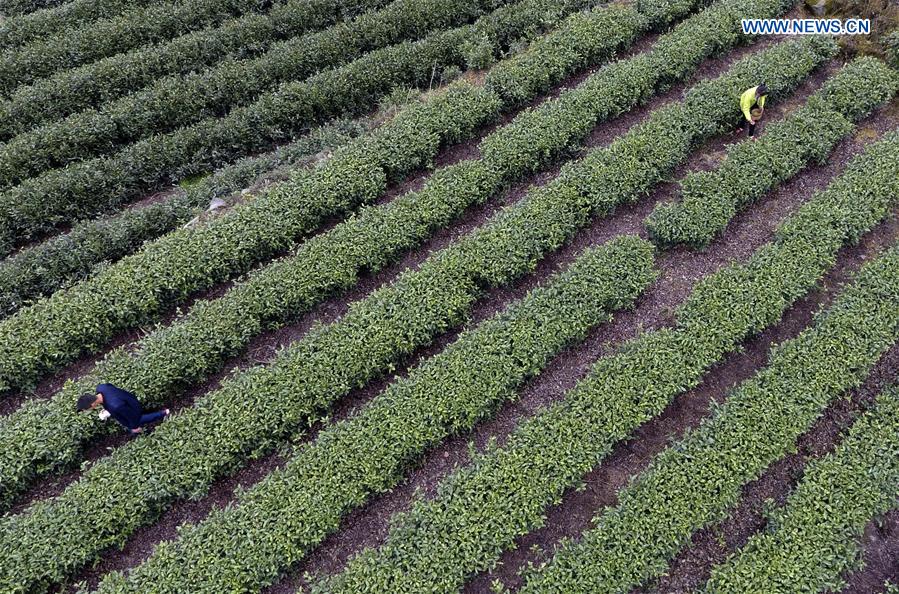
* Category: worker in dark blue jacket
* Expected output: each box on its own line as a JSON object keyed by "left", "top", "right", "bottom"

{"left": 76, "top": 383, "right": 170, "bottom": 434}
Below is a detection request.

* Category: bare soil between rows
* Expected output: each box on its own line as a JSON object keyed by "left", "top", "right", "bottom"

{"left": 467, "top": 214, "right": 899, "bottom": 594}
{"left": 462, "top": 110, "right": 899, "bottom": 592}
{"left": 837, "top": 510, "right": 899, "bottom": 594}
{"left": 638, "top": 104, "right": 899, "bottom": 594}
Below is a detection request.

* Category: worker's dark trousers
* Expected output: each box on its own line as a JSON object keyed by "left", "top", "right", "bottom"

{"left": 138, "top": 411, "right": 166, "bottom": 426}
{"left": 740, "top": 118, "right": 756, "bottom": 137}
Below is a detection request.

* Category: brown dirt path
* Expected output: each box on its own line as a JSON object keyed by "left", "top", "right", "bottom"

{"left": 838, "top": 510, "right": 899, "bottom": 594}
{"left": 488, "top": 145, "right": 899, "bottom": 594}
{"left": 464, "top": 106, "right": 899, "bottom": 594}
{"left": 636, "top": 101, "right": 899, "bottom": 594}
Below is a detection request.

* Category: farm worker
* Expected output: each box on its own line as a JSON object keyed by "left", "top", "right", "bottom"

{"left": 738, "top": 83, "right": 768, "bottom": 139}
{"left": 76, "top": 383, "right": 170, "bottom": 435}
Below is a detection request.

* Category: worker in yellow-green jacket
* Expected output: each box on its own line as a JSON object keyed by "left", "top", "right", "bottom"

{"left": 737, "top": 83, "right": 768, "bottom": 139}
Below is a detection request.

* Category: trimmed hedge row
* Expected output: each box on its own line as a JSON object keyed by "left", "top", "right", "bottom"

{"left": 645, "top": 57, "right": 899, "bottom": 246}
{"left": 441, "top": 37, "right": 832, "bottom": 294}
{"left": 0, "top": 0, "right": 699, "bottom": 509}
{"left": 0, "top": 0, "right": 584, "bottom": 250}
{"left": 478, "top": 0, "right": 783, "bottom": 178}
{"left": 0, "top": 0, "right": 548, "bottom": 188}
{"left": 0, "top": 120, "right": 364, "bottom": 319}
{"left": 0, "top": 35, "right": 829, "bottom": 594}
{"left": 483, "top": 0, "right": 711, "bottom": 107}
{"left": 0, "top": 82, "right": 501, "bottom": 395}
{"left": 482, "top": 3, "right": 640, "bottom": 108}
{"left": 0, "top": 0, "right": 650, "bottom": 394}
{"left": 0, "top": 0, "right": 65, "bottom": 17}
{"left": 704, "top": 386, "right": 899, "bottom": 593}
{"left": 0, "top": 0, "right": 394, "bottom": 139}
{"left": 320, "top": 126, "right": 899, "bottom": 594}
{"left": 886, "top": 27, "right": 899, "bottom": 69}
{"left": 0, "top": 0, "right": 271, "bottom": 94}
{"left": 96, "top": 237, "right": 658, "bottom": 593}
{"left": 520, "top": 244, "right": 899, "bottom": 594}
{"left": 0, "top": 0, "right": 157, "bottom": 27}
{"left": 86, "top": 4, "right": 807, "bottom": 584}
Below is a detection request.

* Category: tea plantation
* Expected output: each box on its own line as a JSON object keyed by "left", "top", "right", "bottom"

{"left": 0, "top": 0, "right": 897, "bottom": 591}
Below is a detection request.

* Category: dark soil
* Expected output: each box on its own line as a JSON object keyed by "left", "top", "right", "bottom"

{"left": 838, "top": 509, "right": 899, "bottom": 594}
{"left": 637, "top": 104, "right": 899, "bottom": 594}
{"left": 461, "top": 109, "right": 899, "bottom": 592}
{"left": 467, "top": 215, "right": 899, "bottom": 594}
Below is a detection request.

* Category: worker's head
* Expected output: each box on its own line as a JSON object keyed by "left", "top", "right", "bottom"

{"left": 76, "top": 392, "right": 101, "bottom": 412}
{"left": 756, "top": 83, "right": 768, "bottom": 98}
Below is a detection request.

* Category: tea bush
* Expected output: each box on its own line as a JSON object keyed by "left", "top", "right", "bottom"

{"left": 0, "top": 0, "right": 394, "bottom": 139}
{"left": 0, "top": 0, "right": 270, "bottom": 92}
{"left": 0, "top": 0, "right": 795, "bottom": 512}
{"left": 521, "top": 244, "right": 899, "bottom": 593}
{"left": 0, "top": 0, "right": 545, "bottom": 187}
{"left": 0, "top": 33, "right": 833, "bottom": 594}
{"left": 323, "top": 128, "right": 899, "bottom": 594}
{"left": 0, "top": 0, "right": 586, "bottom": 248}
{"left": 705, "top": 387, "right": 899, "bottom": 593}
{"left": 0, "top": 120, "right": 363, "bottom": 317}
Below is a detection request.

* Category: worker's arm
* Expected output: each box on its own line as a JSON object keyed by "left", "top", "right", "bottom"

{"left": 105, "top": 406, "right": 139, "bottom": 431}
{"left": 740, "top": 88, "right": 755, "bottom": 122}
